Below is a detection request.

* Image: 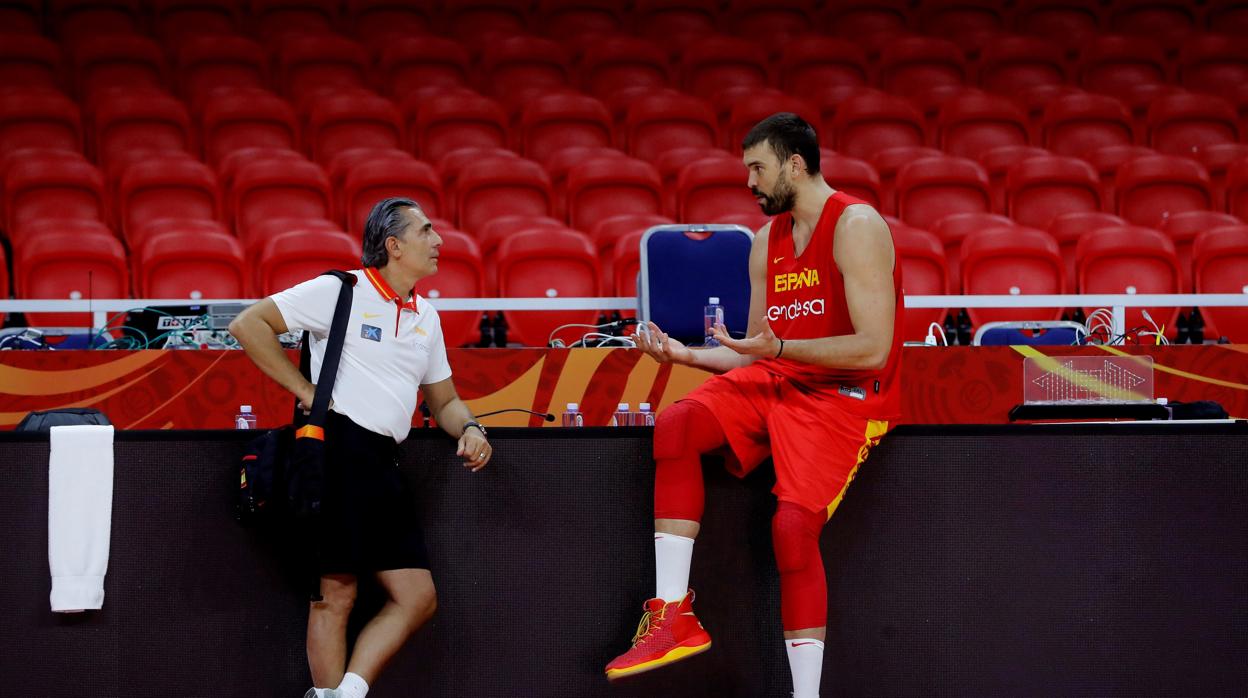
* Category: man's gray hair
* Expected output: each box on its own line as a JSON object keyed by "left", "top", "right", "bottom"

{"left": 361, "top": 197, "right": 422, "bottom": 267}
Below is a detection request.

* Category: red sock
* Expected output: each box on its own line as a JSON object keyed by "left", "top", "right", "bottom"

{"left": 653, "top": 400, "right": 725, "bottom": 522}
{"left": 772, "top": 501, "right": 828, "bottom": 631}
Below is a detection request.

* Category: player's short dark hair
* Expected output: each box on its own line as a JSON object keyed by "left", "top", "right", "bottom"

{"left": 361, "top": 197, "right": 421, "bottom": 267}
{"left": 741, "top": 112, "right": 821, "bottom": 175}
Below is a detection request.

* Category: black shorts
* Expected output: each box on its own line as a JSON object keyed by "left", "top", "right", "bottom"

{"left": 316, "top": 411, "right": 429, "bottom": 576}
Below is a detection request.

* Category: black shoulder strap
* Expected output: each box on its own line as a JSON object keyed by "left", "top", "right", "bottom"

{"left": 294, "top": 270, "right": 358, "bottom": 426}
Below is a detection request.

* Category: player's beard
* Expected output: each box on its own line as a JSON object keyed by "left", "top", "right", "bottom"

{"left": 752, "top": 170, "right": 796, "bottom": 216}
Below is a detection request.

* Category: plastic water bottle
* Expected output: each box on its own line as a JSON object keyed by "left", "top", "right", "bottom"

{"left": 235, "top": 405, "right": 257, "bottom": 430}
{"left": 637, "top": 402, "right": 655, "bottom": 426}
{"left": 561, "top": 403, "right": 583, "bottom": 427}
{"left": 612, "top": 402, "right": 631, "bottom": 427}
{"left": 704, "top": 296, "right": 724, "bottom": 347}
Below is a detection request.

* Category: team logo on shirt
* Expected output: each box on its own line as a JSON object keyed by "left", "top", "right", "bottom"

{"left": 361, "top": 324, "right": 382, "bottom": 342}
{"left": 774, "top": 268, "right": 821, "bottom": 292}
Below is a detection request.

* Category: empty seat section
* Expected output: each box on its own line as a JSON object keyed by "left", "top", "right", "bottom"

{"left": 1115, "top": 155, "right": 1213, "bottom": 227}
{"left": 479, "top": 36, "right": 572, "bottom": 109}
{"left": 1076, "top": 225, "right": 1182, "bottom": 330}
{"left": 341, "top": 159, "right": 443, "bottom": 237}
{"left": 725, "top": 0, "right": 815, "bottom": 40}
{"left": 257, "top": 228, "right": 361, "bottom": 296}
{"left": 1077, "top": 35, "right": 1169, "bottom": 101}
{"left": 564, "top": 156, "right": 662, "bottom": 232}
{"left": 152, "top": 0, "right": 241, "bottom": 44}
{"left": 0, "top": 89, "right": 82, "bottom": 157}
{"left": 137, "top": 223, "right": 246, "bottom": 299}
{"left": 275, "top": 34, "right": 369, "bottom": 103}
{"left": 1193, "top": 143, "right": 1248, "bottom": 210}
{"left": 230, "top": 158, "right": 332, "bottom": 250}
{"left": 249, "top": 0, "right": 338, "bottom": 41}
{"left": 89, "top": 90, "right": 193, "bottom": 170}
{"left": 1177, "top": 33, "right": 1248, "bottom": 95}
{"left": 592, "top": 212, "right": 673, "bottom": 282}
{"left": 978, "top": 144, "right": 1052, "bottom": 214}
{"left": 624, "top": 92, "right": 719, "bottom": 163}
{"left": 1146, "top": 93, "right": 1241, "bottom": 157}
{"left": 896, "top": 156, "right": 992, "bottom": 230}
{"left": 437, "top": 146, "right": 517, "bottom": 215}
{"left": 1192, "top": 225, "right": 1248, "bottom": 341}
{"left": 822, "top": 0, "right": 909, "bottom": 40}
{"left": 937, "top": 93, "right": 1031, "bottom": 160}
{"left": 378, "top": 36, "right": 471, "bottom": 96}
{"left": 1041, "top": 93, "right": 1135, "bottom": 158}
{"left": 632, "top": 0, "right": 719, "bottom": 43}
{"left": 932, "top": 212, "right": 1015, "bottom": 289}
{"left": 611, "top": 229, "right": 645, "bottom": 304}
{"left": 346, "top": 0, "right": 436, "bottom": 40}
{"left": 1012, "top": 1, "right": 1104, "bottom": 52}
{"left": 777, "top": 36, "right": 868, "bottom": 98}
{"left": 1106, "top": 0, "right": 1197, "bottom": 52}
{"left": 0, "top": 36, "right": 63, "bottom": 90}
{"left": 872, "top": 146, "right": 944, "bottom": 216}
{"left": 892, "top": 224, "right": 948, "bottom": 341}
{"left": 475, "top": 215, "right": 564, "bottom": 291}
{"left": 1, "top": 0, "right": 41, "bottom": 34}
{"left": 15, "top": 222, "right": 127, "bottom": 327}
{"left": 832, "top": 92, "right": 925, "bottom": 161}
{"left": 675, "top": 157, "right": 756, "bottom": 223}
{"left": 1006, "top": 155, "right": 1102, "bottom": 230}
{"left": 175, "top": 35, "right": 269, "bottom": 104}
{"left": 325, "top": 146, "right": 413, "bottom": 219}
{"left": 977, "top": 36, "right": 1068, "bottom": 96}
{"left": 412, "top": 227, "right": 486, "bottom": 348}
{"left": 917, "top": 0, "right": 1007, "bottom": 37}
{"left": 71, "top": 34, "right": 166, "bottom": 101}
{"left": 960, "top": 225, "right": 1066, "bottom": 326}
{"left": 498, "top": 227, "right": 600, "bottom": 347}
{"left": 1203, "top": 0, "right": 1248, "bottom": 37}
{"left": 117, "top": 157, "right": 220, "bottom": 248}
{"left": 304, "top": 91, "right": 403, "bottom": 164}
{"left": 1228, "top": 159, "right": 1248, "bottom": 220}
{"left": 4, "top": 157, "right": 107, "bottom": 243}
{"left": 443, "top": 0, "right": 528, "bottom": 42}
{"left": 723, "top": 92, "right": 821, "bottom": 152}
{"left": 539, "top": 0, "right": 625, "bottom": 37}
{"left": 1084, "top": 144, "right": 1158, "bottom": 211}
{"left": 579, "top": 36, "right": 671, "bottom": 99}
{"left": 680, "top": 35, "right": 771, "bottom": 101}
{"left": 407, "top": 90, "right": 509, "bottom": 163}
{"left": 455, "top": 156, "right": 553, "bottom": 234}
{"left": 1047, "top": 210, "right": 1129, "bottom": 282}
{"left": 877, "top": 37, "right": 967, "bottom": 98}
{"left": 518, "top": 93, "right": 614, "bottom": 165}
{"left": 52, "top": 0, "right": 142, "bottom": 42}
{"left": 822, "top": 154, "right": 881, "bottom": 209}
{"left": 200, "top": 88, "right": 299, "bottom": 167}
{"left": 1161, "top": 210, "right": 1242, "bottom": 288}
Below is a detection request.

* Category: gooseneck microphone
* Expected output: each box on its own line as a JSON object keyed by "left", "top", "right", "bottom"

{"left": 475, "top": 408, "right": 556, "bottom": 422}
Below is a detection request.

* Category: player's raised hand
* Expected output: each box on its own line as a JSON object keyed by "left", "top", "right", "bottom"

{"left": 712, "top": 318, "right": 781, "bottom": 358}
{"left": 633, "top": 321, "right": 695, "bottom": 365}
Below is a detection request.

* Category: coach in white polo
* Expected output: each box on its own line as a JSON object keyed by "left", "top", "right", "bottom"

{"left": 229, "top": 197, "right": 491, "bottom": 698}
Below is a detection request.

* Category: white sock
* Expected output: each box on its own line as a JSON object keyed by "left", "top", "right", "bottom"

{"left": 654, "top": 532, "right": 694, "bottom": 602}
{"left": 337, "top": 672, "right": 369, "bottom": 698}
{"left": 785, "top": 638, "right": 824, "bottom": 698}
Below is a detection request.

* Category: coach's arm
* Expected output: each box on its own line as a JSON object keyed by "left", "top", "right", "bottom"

{"left": 229, "top": 299, "right": 318, "bottom": 412}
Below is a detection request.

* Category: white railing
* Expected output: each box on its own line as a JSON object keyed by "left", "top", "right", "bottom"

{"left": 1, "top": 294, "right": 1246, "bottom": 338}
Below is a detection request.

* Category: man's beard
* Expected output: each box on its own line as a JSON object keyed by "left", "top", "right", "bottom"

{"left": 752, "top": 173, "right": 796, "bottom": 216}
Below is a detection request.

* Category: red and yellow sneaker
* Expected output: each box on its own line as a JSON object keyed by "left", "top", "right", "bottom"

{"left": 604, "top": 589, "right": 712, "bottom": 681}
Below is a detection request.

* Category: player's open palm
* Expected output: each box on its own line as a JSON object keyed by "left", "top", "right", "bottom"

{"left": 713, "top": 318, "right": 780, "bottom": 358}
{"left": 633, "top": 322, "right": 695, "bottom": 365}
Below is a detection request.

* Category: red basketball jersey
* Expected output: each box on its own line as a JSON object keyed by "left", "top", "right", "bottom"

{"left": 758, "top": 191, "right": 904, "bottom": 418}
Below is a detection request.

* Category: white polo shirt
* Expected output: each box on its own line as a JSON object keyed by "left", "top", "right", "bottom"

{"left": 271, "top": 268, "right": 452, "bottom": 443}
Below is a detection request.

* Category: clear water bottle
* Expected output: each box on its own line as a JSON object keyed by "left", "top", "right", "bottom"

{"left": 612, "top": 402, "right": 631, "bottom": 427}
{"left": 637, "top": 402, "right": 655, "bottom": 426}
{"left": 561, "top": 402, "right": 584, "bottom": 427}
{"left": 704, "top": 296, "right": 724, "bottom": 347}
{"left": 235, "top": 405, "right": 257, "bottom": 430}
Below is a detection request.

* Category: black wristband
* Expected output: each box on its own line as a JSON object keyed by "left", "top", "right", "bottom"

{"left": 775, "top": 338, "right": 785, "bottom": 358}
{"left": 464, "top": 420, "right": 487, "bottom": 437}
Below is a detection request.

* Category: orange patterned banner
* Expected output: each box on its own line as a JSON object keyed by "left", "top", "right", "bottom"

{"left": 0, "top": 346, "right": 1245, "bottom": 429}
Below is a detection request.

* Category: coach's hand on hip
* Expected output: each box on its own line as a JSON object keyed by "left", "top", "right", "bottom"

{"left": 457, "top": 426, "right": 491, "bottom": 472}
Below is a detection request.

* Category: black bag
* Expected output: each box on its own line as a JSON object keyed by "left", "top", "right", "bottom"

{"left": 16, "top": 407, "right": 111, "bottom": 431}
{"left": 236, "top": 270, "right": 356, "bottom": 527}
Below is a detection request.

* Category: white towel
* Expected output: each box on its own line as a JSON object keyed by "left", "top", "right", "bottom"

{"left": 48, "top": 424, "right": 114, "bottom": 613}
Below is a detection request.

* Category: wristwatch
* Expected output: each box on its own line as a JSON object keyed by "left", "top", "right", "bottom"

{"left": 464, "top": 420, "right": 487, "bottom": 437}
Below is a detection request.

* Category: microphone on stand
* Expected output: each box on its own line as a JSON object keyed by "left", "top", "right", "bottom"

{"left": 475, "top": 408, "right": 556, "bottom": 422}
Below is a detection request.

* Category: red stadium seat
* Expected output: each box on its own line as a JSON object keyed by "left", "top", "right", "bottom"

{"left": 346, "top": 0, "right": 435, "bottom": 41}
{"left": 1228, "top": 159, "right": 1248, "bottom": 220}
{"left": 137, "top": 223, "right": 246, "bottom": 299}
{"left": 413, "top": 227, "right": 487, "bottom": 348}
{"left": 437, "top": 146, "right": 517, "bottom": 215}
{"left": 71, "top": 34, "right": 166, "bottom": 101}
{"left": 249, "top": 0, "right": 338, "bottom": 41}
{"left": 611, "top": 229, "right": 645, "bottom": 305}
{"left": 578, "top": 36, "right": 671, "bottom": 99}
{"left": 275, "top": 34, "right": 369, "bottom": 103}
{"left": 872, "top": 146, "right": 944, "bottom": 216}
{"left": 917, "top": 0, "right": 1006, "bottom": 37}
{"left": 631, "top": 0, "right": 718, "bottom": 43}
{"left": 822, "top": 154, "right": 881, "bottom": 210}
{"left": 1161, "top": 210, "right": 1242, "bottom": 289}
{"left": 1115, "top": 155, "right": 1213, "bottom": 227}
{"left": 455, "top": 156, "right": 554, "bottom": 234}
{"left": 623, "top": 91, "right": 719, "bottom": 163}
{"left": 652, "top": 146, "right": 734, "bottom": 216}
{"left": 1106, "top": 0, "right": 1197, "bottom": 53}
{"left": 1193, "top": 143, "right": 1248, "bottom": 210}
{"left": 14, "top": 222, "right": 127, "bottom": 327}
{"left": 892, "top": 224, "right": 949, "bottom": 341}
{"left": 931, "top": 212, "right": 1015, "bottom": 290}
{"left": 498, "top": 227, "right": 600, "bottom": 347}
{"left": 1177, "top": 33, "right": 1248, "bottom": 95}
{"left": 539, "top": 0, "right": 624, "bottom": 37}
{"left": 592, "top": 212, "right": 672, "bottom": 280}
{"left": 257, "top": 228, "right": 361, "bottom": 297}
{"left": 977, "top": 36, "right": 1068, "bottom": 96}
{"left": 199, "top": 87, "right": 298, "bottom": 167}
{"left": 216, "top": 148, "right": 308, "bottom": 216}
{"left": 378, "top": 36, "right": 471, "bottom": 97}
{"left": 675, "top": 157, "right": 755, "bottom": 223}
{"left": 1203, "top": 0, "right": 1248, "bottom": 36}
{"left": 1040, "top": 93, "right": 1134, "bottom": 158}
{"left": 724, "top": 0, "right": 815, "bottom": 41}
{"left": 723, "top": 92, "right": 821, "bottom": 152}
{"left": 936, "top": 92, "right": 1031, "bottom": 160}
{"left": 1005, "top": 155, "right": 1102, "bottom": 230}
{"left": 475, "top": 215, "right": 564, "bottom": 291}
{"left": 680, "top": 35, "right": 771, "bottom": 101}
{"left": 229, "top": 158, "right": 332, "bottom": 249}
{"left": 1011, "top": 83, "right": 1085, "bottom": 142}
{"left": 831, "top": 92, "right": 925, "bottom": 161}
{"left": 0, "top": 88, "right": 82, "bottom": 158}
{"left": 1076, "top": 225, "right": 1182, "bottom": 329}
{"left": 1146, "top": 93, "right": 1241, "bottom": 157}
{"left": 877, "top": 36, "right": 967, "bottom": 98}
{"left": 961, "top": 225, "right": 1066, "bottom": 326}
{"left": 243, "top": 216, "right": 340, "bottom": 259}
{"left": 776, "top": 37, "right": 868, "bottom": 98}
{"left": 978, "top": 144, "right": 1051, "bottom": 214}
{"left": 0, "top": 0, "right": 41, "bottom": 34}
{"left": 117, "top": 157, "right": 220, "bottom": 248}
{"left": 0, "top": 36, "right": 63, "bottom": 90}
{"left": 561, "top": 155, "right": 660, "bottom": 233}
{"left": 174, "top": 35, "right": 268, "bottom": 104}
{"left": 152, "top": 0, "right": 240, "bottom": 44}
{"left": 479, "top": 36, "right": 572, "bottom": 109}
{"left": 543, "top": 145, "right": 627, "bottom": 218}
{"left": 1047, "top": 210, "right": 1130, "bottom": 283}
{"left": 406, "top": 90, "right": 509, "bottom": 163}
{"left": 51, "top": 0, "right": 141, "bottom": 42}
{"left": 1083, "top": 144, "right": 1159, "bottom": 211}
{"left": 443, "top": 0, "right": 527, "bottom": 42}
{"left": 325, "top": 146, "right": 413, "bottom": 220}
{"left": 896, "top": 156, "right": 992, "bottom": 230}
{"left": 1192, "top": 224, "right": 1248, "bottom": 341}
{"left": 88, "top": 89, "right": 193, "bottom": 170}
{"left": 822, "top": 0, "right": 908, "bottom": 40}
{"left": 3, "top": 157, "right": 106, "bottom": 244}
{"left": 341, "top": 158, "right": 443, "bottom": 237}
{"left": 1076, "top": 35, "right": 1169, "bottom": 101}
{"left": 303, "top": 91, "right": 403, "bottom": 165}
{"left": 518, "top": 93, "right": 614, "bottom": 165}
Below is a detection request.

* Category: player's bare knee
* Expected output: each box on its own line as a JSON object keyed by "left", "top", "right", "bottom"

{"left": 315, "top": 578, "right": 357, "bottom": 617}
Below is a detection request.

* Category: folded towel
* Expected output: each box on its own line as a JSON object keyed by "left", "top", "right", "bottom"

{"left": 48, "top": 425, "right": 114, "bottom": 613}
